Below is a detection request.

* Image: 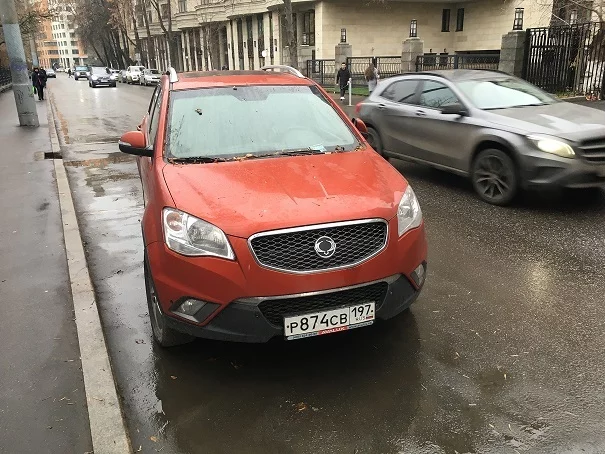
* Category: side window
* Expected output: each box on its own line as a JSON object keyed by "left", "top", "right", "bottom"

{"left": 380, "top": 80, "right": 419, "bottom": 105}
{"left": 419, "top": 80, "right": 460, "bottom": 109}
{"left": 148, "top": 87, "right": 163, "bottom": 147}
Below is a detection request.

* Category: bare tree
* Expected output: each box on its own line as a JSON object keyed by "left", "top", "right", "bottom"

{"left": 107, "top": 0, "right": 141, "bottom": 67}
{"left": 282, "top": 0, "right": 298, "bottom": 69}
{"left": 0, "top": 0, "right": 54, "bottom": 47}
{"left": 149, "top": 0, "right": 180, "bottom": 70}
{"left": 140, "top": 1, "right": 156, "bottom": 68}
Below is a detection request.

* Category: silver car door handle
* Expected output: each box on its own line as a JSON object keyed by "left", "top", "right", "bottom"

{"left": 378, "top": 103, "right": 387, "bottom": 110}
{"left": 415, "top": 110, "right": 427, "bottom": 117}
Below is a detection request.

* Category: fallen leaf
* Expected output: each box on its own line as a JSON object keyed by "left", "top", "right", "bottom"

{"left": 135, "top": 446, "right": 142, "bottom": 452}
{"left": 170, "top": 376, "right": 177, "bottom": 380}
{"left": 150, "top": 436, "right": 159, "bottom": 442}
{"left": 296, "top": 402, "right": 307, "bottom": 412}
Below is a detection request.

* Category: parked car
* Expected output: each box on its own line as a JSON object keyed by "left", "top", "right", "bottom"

{"left": 140, "top": 69, "right": 162, "bottom": 86}
{"left": 126, "top": 65, "right": 145, "bottom": 84}
{"left": 118, "top": 66, "right": 427, "bottom": 347}
{"left": 357, "top": 70, "right": 605, "bottom": 205}
{"left": 110, "top": 68, "right": 120, "bottom": 79}
{"left": 118, "top": 69, "right": 128, "bottom": 83}
{"left": 88, "top": 66, "right": 117, "bottom": 88}
{"left": 74, "top": 65, "right": 89, "bottom": 80}
{"left": 45, "top": 68, "right": 56, "bottom": 78}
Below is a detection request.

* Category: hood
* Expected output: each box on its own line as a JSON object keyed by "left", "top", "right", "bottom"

{"left": 484, "top": 102, "right": 605, "bottom": 142}
{"left": 162, "top": 150, "right": 407, "bottom": 238}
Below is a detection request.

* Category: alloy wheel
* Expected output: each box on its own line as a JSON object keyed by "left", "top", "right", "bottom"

{"left": 472, "top": 149, "right": 517, "bottom": 205}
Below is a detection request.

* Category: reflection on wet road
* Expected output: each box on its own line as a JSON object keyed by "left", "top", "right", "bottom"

{"left": 49, "top": 76, "right": 605, "bottom": 453}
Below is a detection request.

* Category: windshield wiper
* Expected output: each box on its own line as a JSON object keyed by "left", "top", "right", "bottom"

{"left": 225, "top": 148, "right": 328, "bottom": 161}
{"left": 168, "top": 156, "right": 227, "bottom": 164}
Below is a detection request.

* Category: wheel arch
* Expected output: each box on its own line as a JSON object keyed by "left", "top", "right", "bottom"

{"left": 470, "top": 138, "right": 520, "bottom": 174}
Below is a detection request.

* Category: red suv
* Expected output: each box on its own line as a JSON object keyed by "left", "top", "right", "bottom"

{"left": 118, "top": 66, "right": 427, "bottom": 346}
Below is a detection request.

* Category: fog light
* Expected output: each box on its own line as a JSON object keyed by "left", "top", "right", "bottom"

{"left": 411, "top": 263, "right": 426, "bottom": 287}
{"left": 176, "top": 298, "right": 206, "bottom": 316}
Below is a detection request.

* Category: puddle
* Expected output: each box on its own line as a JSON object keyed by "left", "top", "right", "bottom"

{"left": 64, "top": 152, "right": 135, "bottom": 168}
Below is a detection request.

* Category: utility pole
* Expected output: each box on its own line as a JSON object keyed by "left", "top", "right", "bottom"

{"left": 0, "top": 0, "right": 40, "bottom": 127}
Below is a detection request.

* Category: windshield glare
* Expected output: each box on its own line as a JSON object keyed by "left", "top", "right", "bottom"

{"left": 75, "top": 66, "right": 87, "bottom": 71}
{"left": 457, "top": 78, "right": 557, "bottom": 109}
{"left": 167, "top": 85, "right": 358, "bottom": 159}
{"left": 91, "top": 67, "right": 109, "bottom": 75}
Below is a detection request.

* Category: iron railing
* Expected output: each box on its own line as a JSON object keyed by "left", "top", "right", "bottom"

{"left": 0, "top": 69, "right": 11, "bottom": 88}
{"left": 306, "top": 59, "right": 335, "bottom": 87}
{"left": 346, "top": 56, "right": 402, "bottom": 87}
{"left": 416, "top": 53, "right": 500, "bottom": 72}
{"left": 524, "top": 22, "right": 605, "bottom": 97}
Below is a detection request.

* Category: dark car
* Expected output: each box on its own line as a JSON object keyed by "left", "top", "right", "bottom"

{"left": 45, "top": 68, "right": 56, "bottom": 78}
{"left": 74, "top": 65, "right": 89, "bottom": 80}
{"left": 88, "top": 66, "right": 117, "bottom": 88}
{"left": 357, "top": 70, "right": 605, "bottom": 205}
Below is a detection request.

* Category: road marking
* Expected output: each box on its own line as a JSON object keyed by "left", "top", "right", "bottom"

{"left": 47, "top": 89, "right": 132, "bottom": 454}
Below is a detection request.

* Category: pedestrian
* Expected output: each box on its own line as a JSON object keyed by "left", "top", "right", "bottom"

{"left": 365, "top": 62, "right": 379, "bottom": 93}
{"left": 67, "top": 67, "right": 72, "bottom": 78}
{"left": 221, "top": 65, "right": 228, "bottom": 71}
{"left": 31, "top": 67, "right": 47, "bottom": 101}
{"left": 336, "top": 62, "right": 351, "bottom": 101}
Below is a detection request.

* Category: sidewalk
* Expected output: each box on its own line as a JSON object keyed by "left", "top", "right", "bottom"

{"left": 0, "top": 92, "right": 93, "bottom": 453}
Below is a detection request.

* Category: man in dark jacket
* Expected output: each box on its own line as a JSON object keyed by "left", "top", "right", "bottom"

{"left": 31, "top": 67, "right": 47, "bottom": 101}
{"left": 336, "top": 62, "right": 351, "bottom": 101}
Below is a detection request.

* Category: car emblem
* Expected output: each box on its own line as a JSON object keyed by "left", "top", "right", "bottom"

{"left": 314, "top": 236, "right": 336, "bottom": 259}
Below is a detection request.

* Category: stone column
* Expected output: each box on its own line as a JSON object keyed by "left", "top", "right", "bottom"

{"left": 242, "top": 18, "right": 249, "bottom": 70}
{"left": 250, "top": 15, "right": 259, "bottom": 70}
{"left": 192, "top": 29, "right": 199, "bottom": 71}
{"left": 401, "top": 37, "right": 424, "bottom": 73}
{"left": 218, "top": 27, "right": 226, "bottom": 69}
{"left": 498, "top": 30, "right": 527, "bottom": 77}
{"left": 263, "top": 12, "right": 271, "bottom": 66}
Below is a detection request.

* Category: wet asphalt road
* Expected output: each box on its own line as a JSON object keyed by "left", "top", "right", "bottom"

{"left": 47, "top": 75, "right": 605, "bottom": 454}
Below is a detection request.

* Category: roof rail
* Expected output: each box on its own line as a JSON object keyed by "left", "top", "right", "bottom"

{"left": 260, "top": 65, "right": 305, "bottom": 78}
{"left": 166, "top": 67, "right": 179, "bottom": 83}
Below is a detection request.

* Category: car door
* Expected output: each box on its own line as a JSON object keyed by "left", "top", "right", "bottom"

{"left": 139, "top": 86, "right": 162, "bottom": 206}
{"left": 405, "top": 79, "right": 478, "bottom": 171}
{"left": 373, "top": 79, "right": 424, "bottom": 159}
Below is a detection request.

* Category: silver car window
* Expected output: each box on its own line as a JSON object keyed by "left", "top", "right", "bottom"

{"left": 419, "top": 81, "right": 460, "bottom": 109}
{"left": 380, "top": 80, "right": 419, "bottom": 105}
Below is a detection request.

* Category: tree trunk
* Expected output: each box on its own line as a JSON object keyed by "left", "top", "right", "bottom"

{"left": 130, "top": 9, "right": 143, "bottom": 65}
{"left": 166, "top": 1, "right": 180, "bottom": 70}
{"left": 283, "top": 0, "right": 298, "bottom": 69}
{"left": 141, "top": 1, "right": 156, "bottom": 68}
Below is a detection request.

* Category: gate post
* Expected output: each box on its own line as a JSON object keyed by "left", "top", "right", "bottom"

{"left": 402, "top": 37, "right": 424, "bottom": 73}
{"left": 498, "top": 30, "right": 527, "bottom": 77}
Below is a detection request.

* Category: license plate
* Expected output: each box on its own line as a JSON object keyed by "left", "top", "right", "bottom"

{"left": 284, "top": 302, "right": 375, "bottom": 340}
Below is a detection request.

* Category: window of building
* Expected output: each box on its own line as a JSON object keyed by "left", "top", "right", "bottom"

{"left": 178, "top": 0, "right": 186, "bottom": 13}
{"left": 71, "top": 41, "right": 77, "bottom": 46}
{"left": 72, "top": 49, "right": 79, "bottom": 54}
{"left": 302, "top": 10, "right": 315, "bottom": 46}
{"left": 61, "top": 23, "right": 65, "bottom": 28}
{"left": 70, "top": 32, "right": 75, "bottom": 37}
{"left": 280, "top": 13, "right": 297, "bottom": 46}
{"left": 442, "top": 9, "right": 450, "bottom": 32}
{"left": 148, "top": 11, "right": 152, "bottom": 23}
{"left": 137, "top": 14, "right": 144, "bottom": 27}
{"left": 160, "top": 3, "right": 169, "bottom": 19}
{"left": 456, "top": 8, "right": 464, "bottom": 31}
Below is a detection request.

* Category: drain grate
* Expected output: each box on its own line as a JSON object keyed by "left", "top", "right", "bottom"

{"left": 44, "top": 152, "right": 63, "bottom": 160}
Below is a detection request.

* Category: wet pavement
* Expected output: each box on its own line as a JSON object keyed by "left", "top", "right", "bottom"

{"left": 48, "top": 75, "right": 605, "bottom": 454}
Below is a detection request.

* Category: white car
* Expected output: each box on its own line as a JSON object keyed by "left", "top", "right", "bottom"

{"left": 140, "top": 69, "right": 162, "bottom": 86}
{"left": 126, "top": 65, "right": 145, "bottom": 84}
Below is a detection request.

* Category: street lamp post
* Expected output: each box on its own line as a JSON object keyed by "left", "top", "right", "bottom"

{"left": 0, "top": 0, "right": 40, "bottom": 126}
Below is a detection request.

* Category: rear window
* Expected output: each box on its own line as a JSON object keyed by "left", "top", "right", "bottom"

{"left": 167, "top": 85, "right": 358, "bottom": 159}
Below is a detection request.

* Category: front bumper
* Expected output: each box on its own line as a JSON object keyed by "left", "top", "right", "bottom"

{"left": 146, "top": 217, "right": 427, "bottom": 343}
{"left": 130, "top": 75, "right": 140, "bottom": 81}
{"left": 521, "top": 149, "right": 605, "bottom": 189}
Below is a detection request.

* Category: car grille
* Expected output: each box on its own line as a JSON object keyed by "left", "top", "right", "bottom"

{"left": 249, "top": 220, "right": 388, "bottom": 273}
{"left": 258, "top": 281, "right": 389, "bottom": 327}
{"left": 578, "top": 138, "right": 605, "bottom": 163}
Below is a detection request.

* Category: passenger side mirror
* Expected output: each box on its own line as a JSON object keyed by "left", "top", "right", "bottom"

{"left": 351, "top": 117, "right": 369, "bottom": 138}
{"left": 441, "top": 103, "right": 468, "bottom": 116}
{"left": 119, "top": 131, "right": 153, "bottom": 157}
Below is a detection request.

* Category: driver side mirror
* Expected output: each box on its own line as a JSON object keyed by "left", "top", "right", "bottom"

{"left": 351, "top": 117, "right": 369, "bottom": 139}
{"left": 119, "top": 131, "right": 153, "bottom": 157}
{"left": 441, "top": 103, "right": 468, "bottom": 116}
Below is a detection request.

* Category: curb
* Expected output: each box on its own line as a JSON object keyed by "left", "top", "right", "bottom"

{"left": 46, "top": 89, "right": 132, "bottom": 454}
{"left": 0, "top": 83, "right": 12, "bottom": 94}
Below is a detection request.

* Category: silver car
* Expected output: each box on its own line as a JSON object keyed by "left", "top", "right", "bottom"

{"left": 358, "top": 70, "right": 605, "bottom": 205}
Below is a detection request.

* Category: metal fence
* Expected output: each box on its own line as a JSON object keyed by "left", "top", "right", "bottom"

{"left": 416, "top": 53, "right": 500, "bottom": 71}
{"left": 524, "top": 22, "right": 605, "bottom": 97}
{"left": 0, "top": 69, "right": 11, "bottom": 89}
{"left": 306, "top": 59, "right": 336, "bottom": 87}
{"left": 346, "top": 56, "right": 402, "bottom": 87}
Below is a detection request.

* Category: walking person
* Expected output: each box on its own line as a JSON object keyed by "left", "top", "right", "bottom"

{"left": 67, "top": 67, "right": 72, "bottom": 78}
{"left": 31, "top": 67, "right": 47, "bottom": 101}
{"left": 365, "top": 62, "right": 379, "bottom": 94}
{"left": 336, "top": 62, "right": 351, "bottom": 101}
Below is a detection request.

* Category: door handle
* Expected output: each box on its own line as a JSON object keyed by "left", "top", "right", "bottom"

{"left": 415, "top": 110, "right": 427, "bottom": 117}
{"left": 378, "top": 103, "right": 386, "bottom": 110}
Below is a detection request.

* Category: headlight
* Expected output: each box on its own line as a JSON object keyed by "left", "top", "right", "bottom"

{"left": 91, "top": 75, "right": 98, "bottom": 80}
{"left": 110, "top": 75, "right": 116, "bottom": 79}
{"left": 162, "top": 208, "right": 235, "bottom": 259}
{"left": 397, "top": 185, "right": 422, "bottom": 237}
{"left": 528, "top": 135, "right": 575, "bottom": 158}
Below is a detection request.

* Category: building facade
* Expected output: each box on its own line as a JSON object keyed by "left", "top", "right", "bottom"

{"left": 35, "top": 0, "right": 87, "bottom": 69}
{"left": 129, "top": 0, "right": 560, "bottom": 72}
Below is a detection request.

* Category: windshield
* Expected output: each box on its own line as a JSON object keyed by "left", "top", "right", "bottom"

{"left": 91, "top": 67, "right": 109, "bottom": 75}
{"left": 167, "top": 85, "right": 358, "bottom": 159}
{"left": 149, "top": 69, "right": 160, "bottom": 74}
{"left": 457, "top": 77, "right": 558, "bottom": 110}
{"left": 75, "top": 66, "right": 87, "bottom": 71}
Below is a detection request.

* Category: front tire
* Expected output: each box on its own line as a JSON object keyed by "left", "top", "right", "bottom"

{"left": 471, "top": 148, "right": 518, "bottom": 206}
{"left": 367, "top": 126, "right": 385, "bottom": 157}
{"left": 144, "top": 253, "right": 194, "bottom": 348}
